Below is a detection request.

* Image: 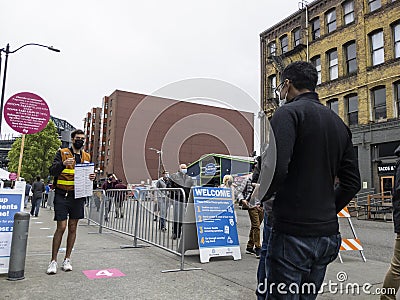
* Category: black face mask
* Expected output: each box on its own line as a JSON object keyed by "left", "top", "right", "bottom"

{"left": 73, "top": 139, "right": 84, "bottom": 149}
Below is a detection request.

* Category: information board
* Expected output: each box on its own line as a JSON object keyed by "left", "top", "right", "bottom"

{"left": 193, "top": 187, "right": 241, "bottom": 263}
{"left": 0, "top": 185, "right": 24, "bottom": 273}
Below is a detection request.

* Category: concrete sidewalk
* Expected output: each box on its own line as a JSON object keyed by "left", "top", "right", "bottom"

{"left": 0, "top": 206, "right": 391, "bottom": 300}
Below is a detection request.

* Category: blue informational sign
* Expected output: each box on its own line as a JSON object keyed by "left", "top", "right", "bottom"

{"left": 0, "top": 188, "right": 24, "bottom": 273}
{"left": 0, "top": 194, "right": 22, "bottom": 232}
{"left": 204, "top": 163, "right": 217, "bottom": 176}
{"left": 192, "top": 187, "right": 241, "bottom": 262}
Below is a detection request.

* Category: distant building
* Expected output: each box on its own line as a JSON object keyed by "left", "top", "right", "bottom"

{"left": 86, "top": 90, "right": 254, "bottom": 184}
{"left": 83, "top": 107, "right": 102, "bottom": 172}
{"left": 260, "top": 0, "right": 400, "bottom": 194}
{"left": 50, "top": 115, "right": 76, "bottom": 148}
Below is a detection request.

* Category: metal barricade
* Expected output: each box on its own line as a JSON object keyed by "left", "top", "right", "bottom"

{"left": 85, "top": 188, "right": 199, "bottom": 272}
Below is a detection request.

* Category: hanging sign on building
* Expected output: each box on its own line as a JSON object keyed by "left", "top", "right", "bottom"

{"left": 377, "top": 162, "right": 397, "bottom": 175}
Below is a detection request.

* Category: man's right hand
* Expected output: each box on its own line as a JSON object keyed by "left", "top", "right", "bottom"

{"left": 63, "top": 157, "right": 75, "bottom": 167}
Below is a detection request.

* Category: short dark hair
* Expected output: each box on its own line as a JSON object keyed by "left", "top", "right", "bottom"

{"left": 36, "top": 175, "right": 41, "bottom": 181}
{"left": 281, "top": 61, "right": 318, "bottom": 92}
{"left": 71, "top": 129, "right": 85, "bottom": 139}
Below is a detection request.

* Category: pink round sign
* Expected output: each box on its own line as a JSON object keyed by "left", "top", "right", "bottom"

{"left": 4, "top": 92, "right": 50, "bottom": 134}
{"left": 9, "top": 172, "right": 17, "bottom": 181}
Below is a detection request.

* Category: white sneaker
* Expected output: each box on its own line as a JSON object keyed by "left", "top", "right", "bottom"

{"left": 61, "top": 258, "right": 72, "bottom": 272}
{"left": 46, "top": 260, "right": 57, "bottom": 275}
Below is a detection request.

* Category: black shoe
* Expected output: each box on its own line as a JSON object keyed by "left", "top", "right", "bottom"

{"left": 246, "top": 247, "right": 256, "bottom": 255}
{"left": 120, "top": 214, "right": 124, "bottom": 218}
{"left": 153, "top": 216, "right": 158, "bottom": 221}
{"left": 255, "top": 247, "right": 261, "bottom": 259}
{"left": 171, "top": 233, "right": 177, "bottom": 240}
{"left": 34, "top": 215, "right": 38, "bottom": 217}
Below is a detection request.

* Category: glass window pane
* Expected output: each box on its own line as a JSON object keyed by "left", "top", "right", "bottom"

{"left": 281, "top": 36, "right": 288, "bottom": 53}
{"left": 373, "top": 48, "right": 385, "bottom": 65}
{"left": 369, "top": 0, "right": 381, "bottom": 12}
{"left": 375, "top": 106, "right": 387, "bottom": 119}
{"left": 373, "top": 88, "right": 386, "bottom": 106}
{"left": 348, "top": 59, "right": 357, "bottom": 73}
{"left": 346, "top": 43, "right": 356, "bottom": 59}
{"left": 269, "top": 42, "right": 276, "bottom": 56}
{"left": 372, "top": 31, "right": 384, "bottom": 49}
{"left": 395, "top": 42, "right": 400, "bottom": 58}
{"left": 329, "top": 100, "right": 339, "bottom": 114}
{"left": 344, "top": 13, "right": 354, "bottom": 25}
{"left": 312, "top": 19, "right": 320, "bottom": 39}
{"left": 348, "top": 95, "right": 358, "bottom": 112}
{"left": 349, "top": 112, "right": 358, "bottom": 125}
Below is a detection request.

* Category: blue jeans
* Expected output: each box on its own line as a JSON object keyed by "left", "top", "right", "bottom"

{"left": 257, "top": 210, "right": 273, "bottom": 299}
{"left": 158, "top": 197, "right": 168, "bottom": 229}
{"left": 262, "top": 230, "right": 341, "bottom": 300}
{"left": 30, "top": 198, "right": 42, "bottom": 216}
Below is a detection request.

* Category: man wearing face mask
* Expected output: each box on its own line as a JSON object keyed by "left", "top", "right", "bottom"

{"left": 170, "top": 164, "right": 194, "bottom": 239}
{"left": 47, "top": 129, "right": 95, "bottom": 275}
{"left": 258, "top": 61, "right": 360, "bottom": 299}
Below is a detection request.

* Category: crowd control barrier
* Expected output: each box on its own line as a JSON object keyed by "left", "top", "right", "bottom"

{"left": 337, "top": 206, "right": 366, "bottom": 263}
{"left": 84, "top": 188, "right": 201, "bottom": 273}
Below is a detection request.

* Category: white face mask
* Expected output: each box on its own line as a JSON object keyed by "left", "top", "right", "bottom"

{"left": 278, "top": 88, "right": 289, "bottom": 107}
{"left": 180, "top": 169, "right": 187, "bottom": 174}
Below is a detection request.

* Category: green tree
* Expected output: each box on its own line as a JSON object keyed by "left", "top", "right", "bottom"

{"left": 7, "top": 120, "right": 61, "bottom": 182}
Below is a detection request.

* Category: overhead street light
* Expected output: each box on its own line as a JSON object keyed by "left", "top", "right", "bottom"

{"left": 0, "top": 43, "right": 61, "bottom": 135}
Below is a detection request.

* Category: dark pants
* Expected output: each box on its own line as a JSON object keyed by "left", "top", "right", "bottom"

{"left": 173, "top": 201, "right": 184, "bottom": 237}
{"left": 257, "top": 211, "right": 273, "bottom": 299}
{"left": 30, "top": 198, "right": 42, "bottom": 216}
{"left": 262, "top": 231, "right": 341, "bottom": 300}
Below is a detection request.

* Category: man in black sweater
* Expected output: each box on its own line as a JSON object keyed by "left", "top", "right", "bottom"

{"left": 257, "top": 61, "right": 361, "bottom": 299}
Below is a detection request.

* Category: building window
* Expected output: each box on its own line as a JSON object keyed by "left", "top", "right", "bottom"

{"left": 326, "top": 9, "right": 337, "bottom": 33}
{"left": 110, "top": 110, "right": 113, "bottom": 116}
{"left": 293, "top": 28, "right": 301, "bottom": 47}
{"left": 280, "top": 35, "right": 288, "bottom": 54}
{"left": 268, "top": 42, "right": 277, "bottom": 56}
{"left": 104, "top": 113, "right": 107, "bottom": 118}
{"left": 105, "top": 103, "right": 108, "bottom": 109}
{"left": 327, "top": 99, "right": 339, "bottom": 115}
{"left": 343, "top": 1, "right": 355, "bottom": 25}
{"left": 107, "top": 149, "right": 110, "bottom": 156}
{"left": 311, "top": 18, "right": 320, "bottom": 40}
{"left": 369, "top": 0, "right": 381, "bottom": 12}
{"left": 346, "top": 94, "right": 358, "bottom": 125}
{"left": 268, "top": 75, "right": 277, "bottom": 98}
{"left": 393, "top": 23, "right": 400, "bottom": 58}
{"left": 327, "top": 49, "right": 338, "bottom": 80}
{"left": 395, "top": 81, "right": 400, "bottom": 117}
{"left": 372, "top": 86, "right": 386, "bottom": 120}
{"left": 108, "top": 139, "right": 110, "bottom": 146}
{"left": 344, "top": 41, "right": 357, "bottom": 74}
{"left": 311, "top": 56, "right": 321, "bottom": 85}
{"left": 370, "top": 30, "right": 384, "bottom": 66}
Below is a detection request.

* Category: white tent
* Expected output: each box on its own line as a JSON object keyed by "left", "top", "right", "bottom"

{"left": 0, "top": 168, "right": 10, "bottom": 180}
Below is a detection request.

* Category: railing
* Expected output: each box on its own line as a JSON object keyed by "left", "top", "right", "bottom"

{"left": 85, "top": 188, "right": 201, "bottom": 273}
{"left": 355, "top": 192, "right": 393, "bottom": 221}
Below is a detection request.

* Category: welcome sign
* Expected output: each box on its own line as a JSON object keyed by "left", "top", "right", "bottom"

{"left": 192, "top": 187, "right": 241, "bottom": 263}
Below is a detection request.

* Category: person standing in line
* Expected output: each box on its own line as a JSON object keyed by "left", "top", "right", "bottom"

{"left": 114, "top": 179, "right": 127, "bottom": 218}
{"left": 30, "top": 176, "right": 45, "bottom": 217}
{"left": 156, "top": 171, "right": 172, "bottom": 231}
{"left": 102, "top": 174, "right": 117, "bottom": 221}
{"left": 46, "top": 129, "right": 95, "bottom": 275}
{"left": 24, "top": 181, "right": 32, "bottom": 209}
{"left": 170, "top": 164, "right": 194, "bottom": 239}
{"left": 258, "top": 61, "right": 360, "bottom": 299}
{"left": 238, "top": 163, "right": 263, "bottom": 259}
{"left": 381, "top": 145, "right": 400, "bottom": 300}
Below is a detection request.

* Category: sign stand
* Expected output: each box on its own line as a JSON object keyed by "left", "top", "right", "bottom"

{"left": 178, "top": 187, "right": 241, "bottom": 264}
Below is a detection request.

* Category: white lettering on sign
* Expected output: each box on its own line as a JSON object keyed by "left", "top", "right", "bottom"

{"left": 95, "top": 270, "right": 114, "bottom": 277}
{"left": 378, "top": 166, "right": 395, "bottom": 172}
{"left": 194, "top": 188, "right": 232, "bottom": 198}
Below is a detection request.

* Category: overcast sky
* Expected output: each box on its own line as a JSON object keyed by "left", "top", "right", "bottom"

{"left": 1, "top": 0, "right": 300, "bottom": 146}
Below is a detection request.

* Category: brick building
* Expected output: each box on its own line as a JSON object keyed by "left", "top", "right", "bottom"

{"left": 86, "top": 91, "right": 254, "bottom": 184}
{"left": 83, "top": 107, "right": 102, "bottom": 172}
{"left": 260, "top": 0, "right": 400, "bottom": 193}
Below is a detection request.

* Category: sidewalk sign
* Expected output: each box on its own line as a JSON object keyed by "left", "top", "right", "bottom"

{"left": 179, "top": 187, "right": 241, "bottom": 263}
{"left": 0, "top": 182, "right": 25, "bottom": 273}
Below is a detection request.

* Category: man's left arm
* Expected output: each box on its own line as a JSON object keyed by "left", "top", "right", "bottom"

{"left": 261, "top": 107, "right": 297, "bottom": 200}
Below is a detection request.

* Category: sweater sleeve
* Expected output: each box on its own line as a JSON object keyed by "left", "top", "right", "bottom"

{"left": 49, "top": 150, "right": 65, "bottom": 177}
{"left": 334, "top": 137, "right": 361, "bottom": 213}
{"left": 262, "top": 107, "right": 297, "bottom": 200}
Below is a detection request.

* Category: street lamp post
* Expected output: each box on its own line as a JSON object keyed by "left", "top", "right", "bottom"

{"left": 149, "top": 147, "right": 162, "bottom": 179}
{"left": 0, "top": 43, "right": 60, "bottom": 135}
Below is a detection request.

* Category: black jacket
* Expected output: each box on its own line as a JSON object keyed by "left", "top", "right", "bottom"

{"left": 32, "top": 180, "right": 45, "bottom": 200}
{"left": 260, "top": 92, "right": 361, "bottom": 237}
